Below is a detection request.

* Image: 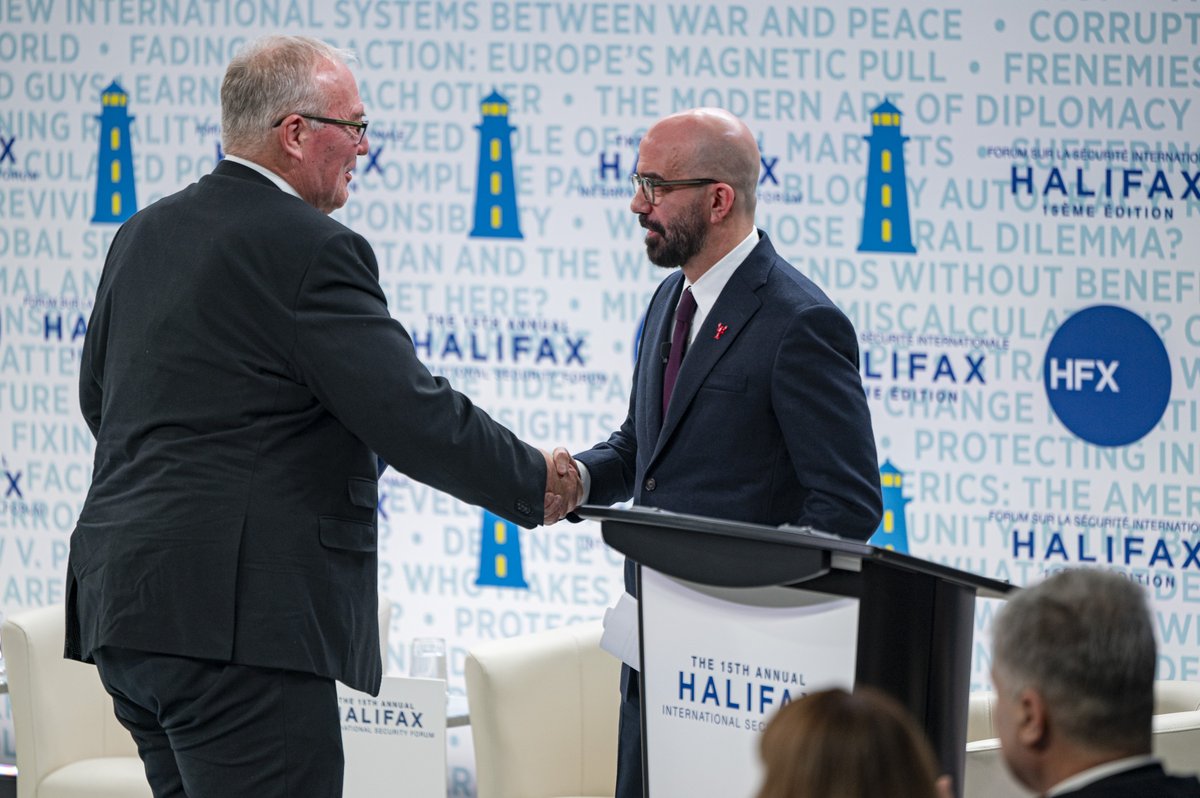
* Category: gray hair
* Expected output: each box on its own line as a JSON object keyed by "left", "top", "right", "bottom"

{"left": 992, "top": 568, "right": 1155, "bottom": 752}
{"left": 220, "top": 35, "right": 356, "bottom": 155}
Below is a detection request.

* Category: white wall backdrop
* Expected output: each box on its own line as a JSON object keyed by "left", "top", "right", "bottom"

{"left": 1, "top": 1, "right": 1198, "bottom": 792}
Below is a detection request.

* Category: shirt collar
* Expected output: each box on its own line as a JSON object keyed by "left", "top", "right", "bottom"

{"left": 222, "top": 155, "right": 302, "bottom": 200}
{"left": 1045, "top": 755, "right": 1159, "bottom": 796}
{"left": 684, "top": 227, "right": 759, "bottom": 322}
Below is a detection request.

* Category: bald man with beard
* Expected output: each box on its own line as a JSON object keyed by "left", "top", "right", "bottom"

{"left": 555, "top": 108, "right": 882, "bottom": 798}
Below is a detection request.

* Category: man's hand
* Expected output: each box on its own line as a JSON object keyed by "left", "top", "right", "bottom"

{"left": 542, "top": 447, "right": 583, "bottom": 524}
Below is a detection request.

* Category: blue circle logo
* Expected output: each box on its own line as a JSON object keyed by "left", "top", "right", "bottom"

{"left": 1043, "top": 305, "right": 1171, "bottom": 447}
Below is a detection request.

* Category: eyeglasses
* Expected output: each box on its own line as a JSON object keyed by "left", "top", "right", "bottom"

{"left": 273, "top": 113, "right": 369, "bottom": 144}
{"left": 630, "top": 173, "right": 719, "bottom": 205}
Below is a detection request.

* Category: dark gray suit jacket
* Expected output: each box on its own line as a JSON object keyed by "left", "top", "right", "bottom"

{"left": 1057, "top": 762, "right": 1200, "bottom": 797}
{"left": 68, "top": 160, "right": 545, "bottom": 693}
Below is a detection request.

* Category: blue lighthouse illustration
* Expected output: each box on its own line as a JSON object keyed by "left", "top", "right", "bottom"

{"left": 869, "top": 460, "right": 912, "bottom": 553}
{"left": 858, "top": 100, "right": 915, "bottom": 254}
{"left": 470, "top": 90, "right": 523, "bottom": 239}
{"left": 92, "top": 81, "right": 138, "bottom": 224}
{"left": 476, "top": 510, "right": 529, "bottom": 588}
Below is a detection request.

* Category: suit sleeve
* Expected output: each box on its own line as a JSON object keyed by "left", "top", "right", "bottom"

{"left": 78, "top": 226, "right": 127, "bottom": 439}
{"left": 79, "top": 332, "right": 102, "bottom": 437}
{"left": 574, "top": 376, "right": 639, "bottom": 507}
{"left": 289, "top": 229, "right": 547, "bottom": 528}
{"left": 573, "top": 276, "right": 677, "bottom": 505}
{"left": 773, "top": 303, "right": 882, "bottom": 540}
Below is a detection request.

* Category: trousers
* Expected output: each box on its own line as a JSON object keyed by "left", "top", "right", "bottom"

{"left": 92, "top": 646, "right": 343, "bottom": 798}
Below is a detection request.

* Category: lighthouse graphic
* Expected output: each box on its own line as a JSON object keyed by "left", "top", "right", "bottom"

{"left": 469, "top": 90, "right": 523, "bottom": 239}
{"left": 869, "top": 459, "right": 912, "bottom": 553}
{"left": 92, "top": 81, "right": 138, "bottom": 224}
{"left": 857, "top": 100, "right": 915, "bottom": 254}
{"left": 475, "top": 510, "right": 529, "bottom": 588}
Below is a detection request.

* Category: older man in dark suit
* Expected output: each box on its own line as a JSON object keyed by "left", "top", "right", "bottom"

{"left": 991, "top": 568, "right": 1200, "bottom": 798}
{"left": 556, "top": 107, "right": 883, "bottom": 798}
{"left": 69, "top": 34, "right": 576, "bottom": 798}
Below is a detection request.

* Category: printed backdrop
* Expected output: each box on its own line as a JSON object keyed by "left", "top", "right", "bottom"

{"left": 1, "top": 1, "right": 1198, "bottom": 792}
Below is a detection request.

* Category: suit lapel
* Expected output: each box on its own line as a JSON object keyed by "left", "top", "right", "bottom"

{"left": 639, "top": 274, "right": 684, "bottom": 436}
{"left": 652, "top": 243, "right": 773, "bottom": 458}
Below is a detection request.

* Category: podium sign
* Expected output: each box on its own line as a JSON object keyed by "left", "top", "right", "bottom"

{"left": 640, "top": 568, "right": 859, "bottom": 797}
{"left": 583, "top": 505, "right": 1013, "bottom": 798}
{"left": 338, "top": 676, "right": 447, "bottom": 797}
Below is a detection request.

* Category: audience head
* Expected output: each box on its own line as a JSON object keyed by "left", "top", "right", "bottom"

{"left": 757, "top": 686, "right": 946, "bottom": 798}
{"left": 990, "top": 568, "right": 1156, "bottom": 792}
{"left": 631, "top": 107, "right": 760, "bottom": 278}
{"left": 221, "top": 35, "right": 368, "bottom": 214}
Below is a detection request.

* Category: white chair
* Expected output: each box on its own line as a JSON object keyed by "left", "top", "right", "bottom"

{"left": 2, "top": 604, "right": 148, "bottom": 798}
{"left": 963, "top": 692, "right": 1031, "bottom": 798}
{"left": 2, "top": 599, "right": 392, "bottom": 798}
{"left": 465, "top": 621, "right": 620, "bottom": 798}
{"left": 1149, "top": 680, "right": 1200, "bottom": 775}
{"left": 963, "top": 680, "right": 1200, "bottom": 798}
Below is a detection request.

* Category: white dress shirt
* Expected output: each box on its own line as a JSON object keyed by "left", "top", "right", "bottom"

{"left": 575, "top": 227, "right": 760, "bottom": 503}
{"left": 223, "top": 155, "right": 301, "bottom": 200}
{"left": 676, "top": 227, "right": 760, "bottom": 348}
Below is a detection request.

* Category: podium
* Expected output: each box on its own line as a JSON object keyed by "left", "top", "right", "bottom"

{"left": 580, "top": 505, "right": 1013, "bottom": 798}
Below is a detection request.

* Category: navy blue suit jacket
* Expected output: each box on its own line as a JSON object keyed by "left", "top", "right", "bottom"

{"left": 577, "top": 231, "right": 882, "bottom": 595}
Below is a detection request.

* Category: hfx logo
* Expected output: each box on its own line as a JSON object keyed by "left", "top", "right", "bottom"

{"left": 1043, "top": 305, "right": 1171, "bottom": 446}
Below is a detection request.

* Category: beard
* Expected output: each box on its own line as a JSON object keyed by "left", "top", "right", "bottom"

{"left": 640, "top": 201, "right": 708, "bottom": 268}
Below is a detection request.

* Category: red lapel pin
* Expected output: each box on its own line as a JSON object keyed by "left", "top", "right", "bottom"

{"left": 714, "top": 323, "right": 729, "bottom": 340}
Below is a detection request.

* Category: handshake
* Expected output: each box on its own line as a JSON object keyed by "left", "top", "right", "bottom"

{"left": 542, "top": 447, "right": 584, "bottom": 525}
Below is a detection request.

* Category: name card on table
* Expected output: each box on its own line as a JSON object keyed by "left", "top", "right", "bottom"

{"left": 639, "top": 568, "right": 860, "bottom": 797}
{"left": 338, "top": 676, "right": 446, "bottom": 797}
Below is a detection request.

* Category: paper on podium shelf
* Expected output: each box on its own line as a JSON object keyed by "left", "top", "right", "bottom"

{"left": 600, "top": 591, "right": 640, "bottom": 671}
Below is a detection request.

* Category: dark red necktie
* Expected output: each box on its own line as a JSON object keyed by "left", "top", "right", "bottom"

{"left": 662, "top": 287, "right": 697, "bottom": 417}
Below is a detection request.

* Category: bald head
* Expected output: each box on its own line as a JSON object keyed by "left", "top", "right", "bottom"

{"left": 643, "top": 108, "right": 760, "bottom": 220}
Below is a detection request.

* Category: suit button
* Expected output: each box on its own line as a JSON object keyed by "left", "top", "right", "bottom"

{"left": 515, "top": 499, "right": 532, "bottom": 515}
{"left": 644, "top": 478, "right": 656, "bottom": 492}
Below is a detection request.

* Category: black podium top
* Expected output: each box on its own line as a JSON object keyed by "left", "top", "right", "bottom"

{"left": 579, "top": 505, "right": 1012, "bottom": 599}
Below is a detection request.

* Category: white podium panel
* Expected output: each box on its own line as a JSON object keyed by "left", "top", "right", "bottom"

{"left": 640, "top": 569, "right": 860, "bottom": 797}
{"left": 338, "top": 676, "right": 447, "bottom": 797}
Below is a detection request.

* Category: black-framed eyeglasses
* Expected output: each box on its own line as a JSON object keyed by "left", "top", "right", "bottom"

{"left": 273, "top": 113, "right": 369, "bottom": 144}
{"left": 630, "top": 173, "right": 719, "bottom": 205}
